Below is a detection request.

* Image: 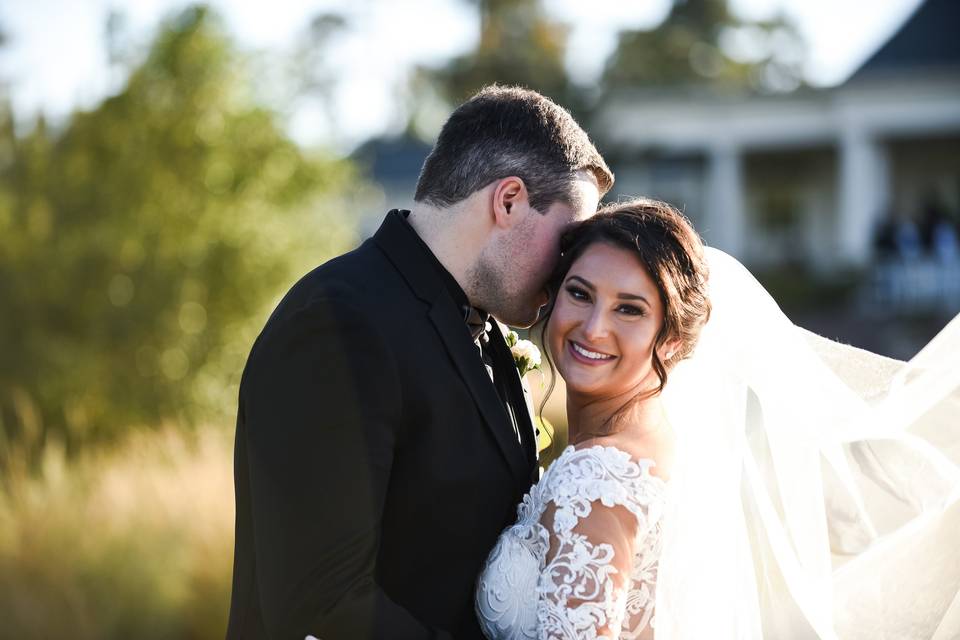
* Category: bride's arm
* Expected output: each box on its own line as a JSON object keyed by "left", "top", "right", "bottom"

{"left": 536, "top": 498, "right": 639, "bottom": 639}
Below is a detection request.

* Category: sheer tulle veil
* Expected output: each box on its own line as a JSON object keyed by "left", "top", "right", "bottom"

{"left": 655, "top": 248, "right": 960, "bottom": 639}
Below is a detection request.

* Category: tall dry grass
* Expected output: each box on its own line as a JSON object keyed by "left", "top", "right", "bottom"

{"left": 0, "top": 427, "right": 235, "bottom": 639}
{"left": 0, "top": 370, "right": 572, "bottom": 638}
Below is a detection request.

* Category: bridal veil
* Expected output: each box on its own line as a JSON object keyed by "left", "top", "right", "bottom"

{"left": 656, "top": 248, "right": 960, "bottom": 639}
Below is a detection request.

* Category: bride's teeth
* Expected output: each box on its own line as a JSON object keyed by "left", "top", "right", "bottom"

{"left": 572, "top": 343, "right": 612, "bottom": 360}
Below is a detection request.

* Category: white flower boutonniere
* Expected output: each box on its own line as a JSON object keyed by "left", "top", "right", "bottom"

{"left": 500, "top": 323, "right": 542, "bottom": 378}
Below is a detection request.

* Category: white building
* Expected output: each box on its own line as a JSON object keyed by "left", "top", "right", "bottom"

{"left": 595, "top": 0, "right": 960, "bottom": 271}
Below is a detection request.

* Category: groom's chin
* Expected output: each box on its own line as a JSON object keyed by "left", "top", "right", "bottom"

{"left": 499, "top": 306, "right": 542, "bottom": 330}
{"left": 516, "top": 294, "right": 550, "bottom": 328}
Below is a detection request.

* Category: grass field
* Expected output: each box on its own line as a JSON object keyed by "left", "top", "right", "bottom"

{"left": 0, "top": 427, "right": 235, "bottom": 639}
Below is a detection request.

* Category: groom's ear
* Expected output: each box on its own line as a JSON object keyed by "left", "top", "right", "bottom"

{"left": 491, "top": 176, "right": 530, "bottom": 229}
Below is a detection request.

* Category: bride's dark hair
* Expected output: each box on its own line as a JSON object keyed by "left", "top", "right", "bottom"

{"left": 536, "top": 198, "right": 712, "bottom": 432}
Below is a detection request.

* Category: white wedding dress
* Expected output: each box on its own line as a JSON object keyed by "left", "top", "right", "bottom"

{"left": 476, "top": 444, "right": 667, "bottom": 640}
{"left": 476, "top": 248, "right": 960, "bottom": 639}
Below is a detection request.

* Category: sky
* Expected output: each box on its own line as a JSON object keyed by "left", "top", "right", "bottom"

{"left": 0, "top": 0, "right": 926, "bottom": 149}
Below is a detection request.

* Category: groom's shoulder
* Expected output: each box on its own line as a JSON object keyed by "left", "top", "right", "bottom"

{"left": 298, "top": 238, "right": 398, "bottom": 304}
{"left": 260, "top": 239, "right": 399, "bottom": 331}
{"left": 243, "top": 240, "right": 394, "bottom": 368}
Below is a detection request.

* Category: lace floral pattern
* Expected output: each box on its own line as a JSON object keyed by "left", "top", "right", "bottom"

{"left": 477, "top": 445, "right": 667, "bottom": 640}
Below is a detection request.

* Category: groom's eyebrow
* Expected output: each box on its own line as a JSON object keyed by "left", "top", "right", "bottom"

{"left": 567, "top": 275, "right": 651, "bottom": 306}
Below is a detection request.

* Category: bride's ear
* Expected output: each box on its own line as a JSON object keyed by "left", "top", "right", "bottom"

{"left": 659, "top": 337, "right": 683, "bottom": 363}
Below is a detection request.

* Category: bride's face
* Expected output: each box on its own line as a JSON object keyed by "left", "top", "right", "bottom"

{"left": 547, "top": 242, "right": 666, "bottom": 399}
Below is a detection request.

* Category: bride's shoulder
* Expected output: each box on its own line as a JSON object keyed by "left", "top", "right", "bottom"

{"left": 544, "top": 438, "right": 668, "bottom": 489}
{"left": 536, "top": 440, "right": 668, "bottom": 521}
{"left": 568, "top": 434, "right": 673, "bottom": 482}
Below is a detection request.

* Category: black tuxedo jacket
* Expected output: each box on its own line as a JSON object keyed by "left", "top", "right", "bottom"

{"left": 227, "top": 210, "right": 539, "bottom": 639}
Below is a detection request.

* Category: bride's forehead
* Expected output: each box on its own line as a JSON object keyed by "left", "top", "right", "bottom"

{"left": 570, "top": 243, "right": 653, "bottom": 284}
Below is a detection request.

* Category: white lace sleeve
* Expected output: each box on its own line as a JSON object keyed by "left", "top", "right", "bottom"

{"left": 534, "top": 447, "right": 660, "bottom": 640}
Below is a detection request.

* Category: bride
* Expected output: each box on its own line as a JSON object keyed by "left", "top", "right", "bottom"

{"left": 475, "top": 199, "right": 960, "bottom": 639}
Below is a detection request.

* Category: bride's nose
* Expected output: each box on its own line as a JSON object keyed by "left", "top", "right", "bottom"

{"left": 582, "top": 306, "right": 609, "bottom": 341}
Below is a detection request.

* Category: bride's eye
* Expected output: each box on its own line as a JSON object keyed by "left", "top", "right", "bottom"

{"left": 617, "top": 304, "right": 645, "bottom": 317}
{"left": 565, "top": 285, "right": 590, "bottom": 302}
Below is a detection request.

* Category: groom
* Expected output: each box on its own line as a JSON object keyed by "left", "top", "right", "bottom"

{"left": 226, "top": 85, "right": 612, "bottom": 640}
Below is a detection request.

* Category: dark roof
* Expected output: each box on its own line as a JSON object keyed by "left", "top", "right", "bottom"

{"left": 351, "top": 135, "right": 433, "bottom": 183}
{"left": 850, "top": 0, "right": 960, "bottom": 81}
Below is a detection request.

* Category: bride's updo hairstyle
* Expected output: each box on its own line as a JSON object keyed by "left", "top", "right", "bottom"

{"left": 540, "top": 197, "right": 711, "bottom": 397}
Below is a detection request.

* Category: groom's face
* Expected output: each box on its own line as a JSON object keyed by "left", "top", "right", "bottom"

{"left": 489, "top": 174, "right": 601, "bottom": 327}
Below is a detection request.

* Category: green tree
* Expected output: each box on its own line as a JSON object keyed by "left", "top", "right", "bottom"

{"left": 409, "top": 0, "right": 583, "bottom": 138}
{"left": 408, "top": 0, "right": 805, "bottom": 142}
{"left": 602, "top": 0, "right": 806, "bottom": 93}
{"left": 0, "top": 6, "right": 360, "bottom": 461}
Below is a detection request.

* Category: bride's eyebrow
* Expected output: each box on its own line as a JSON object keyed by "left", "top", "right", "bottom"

{"left": 566, "top": 275, "right": 651, "bottom": 306}
{"left": 618, "top": 292, "right": 651, "bottom": 306}
{"left": 566, "top": 275, "right": 595, "bottom": 290}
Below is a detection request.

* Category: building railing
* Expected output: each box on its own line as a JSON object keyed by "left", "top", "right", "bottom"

{"left": 862, "top": 258, "right": 960, "bottom": 315}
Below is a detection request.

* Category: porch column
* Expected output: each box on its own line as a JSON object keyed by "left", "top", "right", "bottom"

{"left": 838, "top": 130, "right": 889, "bottom": 267}
{"left": 705, "top": 143, "right": 746, "bottom": 259}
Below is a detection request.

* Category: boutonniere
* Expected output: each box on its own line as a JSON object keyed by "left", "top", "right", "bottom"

{"left": 499, "top": 323, "right": 542, "bottom": 378}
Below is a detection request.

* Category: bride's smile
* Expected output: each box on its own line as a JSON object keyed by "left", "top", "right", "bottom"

{"left": 568, "top": 340, "right": 616, "bottom": 363}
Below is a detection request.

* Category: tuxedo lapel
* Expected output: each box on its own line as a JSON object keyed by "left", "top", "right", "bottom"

{"left": 427, "top": 304, "right": 529, "bottom": 485}
{"left": 486, "top": 322, "right": 539, "bottom": 473}
{"left": 373, "top": 211, "right": 530, "bottom": 488}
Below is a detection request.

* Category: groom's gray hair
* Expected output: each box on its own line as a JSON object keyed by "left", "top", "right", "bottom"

{"left": 414, "top": 85, "right": 613, "bottom": 214}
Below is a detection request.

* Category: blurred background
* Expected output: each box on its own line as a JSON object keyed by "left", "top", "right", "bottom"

{"left": 0, "top": 0, "right": 957, "bottom": 637}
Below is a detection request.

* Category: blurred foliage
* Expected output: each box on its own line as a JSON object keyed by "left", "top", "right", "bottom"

{"left": 243, "top": 10, "right": 351, "bottom": 144}
{"left": 408, "top": 0, "right": 807, "bottom": 141}
{"left": 430, "top": 0, "right": 570, "bottom": 99}
{"left": 0, "top": 426, "right": 233, "bottom": 639}
{"left": 0, "top": 5, "right": 359, "bottom": 463}
{"left": 289, "top": 13, "right": 349, "bottom": 101}
{"left": 409, "top": 0, "right": 586, "bottom": 133}
{"left": 603, "top": 0, "right": 806, "bottom": 94}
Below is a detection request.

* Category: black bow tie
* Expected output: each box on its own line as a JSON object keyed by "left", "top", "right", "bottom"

{"left": 462, "top": 305, "right": 490, "bottom": 342}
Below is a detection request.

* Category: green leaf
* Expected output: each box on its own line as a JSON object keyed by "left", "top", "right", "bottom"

{"left": 534, "top": 416, "right": 554, "bottom": 453}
